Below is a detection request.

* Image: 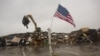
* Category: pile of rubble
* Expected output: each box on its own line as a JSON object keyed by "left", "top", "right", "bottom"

{"left": 0, "top": 27, "right": 100, "bottom": 47}
{"left": 67, "top": 28, "right": 100, "bottom": 45}
{"left": 0, "top": 32, "right": 68, "bottom": 47}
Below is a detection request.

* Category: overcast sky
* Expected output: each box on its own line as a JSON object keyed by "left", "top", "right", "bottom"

{"left": 0, "top": 0, "right": 100, "bottom": 36}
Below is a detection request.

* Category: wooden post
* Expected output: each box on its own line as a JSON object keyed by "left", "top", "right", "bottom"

{"left": 48, "top": 28, "right": 53, "bottom": 56}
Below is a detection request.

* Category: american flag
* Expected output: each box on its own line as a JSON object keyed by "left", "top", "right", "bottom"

{"left": 54, "top": 4, "right": 75, "bottom": 27}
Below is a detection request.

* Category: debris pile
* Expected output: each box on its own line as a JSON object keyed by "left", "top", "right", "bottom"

{"left": 0, "top": 27, "right": 100, "bottom": 47}
{"left": 67, "top": 27, "right": 100, "bottom": 45}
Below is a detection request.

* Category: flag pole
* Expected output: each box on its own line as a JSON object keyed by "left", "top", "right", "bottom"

{"left": 48, "top": 16, "right": 55, "bottom": 56}
{"left": 50, "top": 4, "right": 59, "bottom": 29}
{"left": 48, "top": 5, "right": 58, "bottom": 56}
{"left": 50, "top": 16, "right": 54, "bottom": 30}
{"left": 48, "top": 28, "right": 53, "bottom": 56}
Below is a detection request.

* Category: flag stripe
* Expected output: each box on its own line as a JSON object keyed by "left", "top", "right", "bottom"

{"left": 54, "top": 11, "right": 75, "bottom": 27}
{"left": 67, "top": 14, "right": 73, "bottom": 21}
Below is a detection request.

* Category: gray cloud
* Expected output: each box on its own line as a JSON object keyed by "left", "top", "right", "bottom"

{"left": 0, "top": 0, "right": 100, "bottom": 36}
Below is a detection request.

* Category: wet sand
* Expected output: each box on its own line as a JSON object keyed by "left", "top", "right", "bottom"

{"left": 0, "top": 43, "right": 100, "bottom": 56}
